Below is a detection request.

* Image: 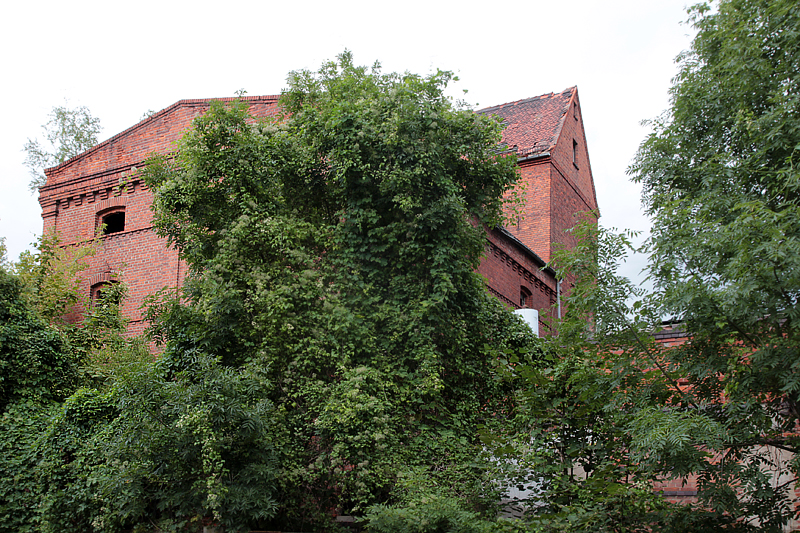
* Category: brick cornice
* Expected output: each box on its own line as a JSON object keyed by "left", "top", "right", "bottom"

{"left": 40, "top": 178, "right": 145, "bottom": 216}
{"left": 43, "top": 95, "right": 281, "bottom": 178}
{"left": 40, "top": 162, "right": 145, "bottom": 195}
{"left": 485, "top": 241, "right": 556, "bottom": 299}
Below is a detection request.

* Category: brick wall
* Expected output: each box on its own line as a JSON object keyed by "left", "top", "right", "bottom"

{"left": 504, "top": 160, "right": 552, "bottom": 261}
{"left": 39, "top": 96, "right": 281, "bottom": 332}
{"left": 38, "top": 93, "right": 595, "bottom": 339}
{"left": 478, "top": 228, "right": 558, "bottom": 334}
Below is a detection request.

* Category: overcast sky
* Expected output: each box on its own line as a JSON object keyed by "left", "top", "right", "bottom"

{"left": 0, "top": 0, "right": 695, "bottom": 284}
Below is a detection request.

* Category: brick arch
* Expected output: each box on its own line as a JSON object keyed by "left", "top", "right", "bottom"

{"left": 88, "top": 271, "right": 116, "bottom": 287}
{"left": 95, "top": 196, "right": 127, "bottom": 213}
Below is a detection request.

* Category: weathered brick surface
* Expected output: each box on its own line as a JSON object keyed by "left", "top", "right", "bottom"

{"left": 478, "top": 228, "right": 557, "bottom": 334}
{"left": 504, "top": 160, "right": 552, "bottom": 261}
{"left": 40, "top": 96, "right": 281, "bottom": 331}
{"left": 498, "top": 88, "right": 598, "bottom": 264}
{"left": 39, "top": 91, "right": 597, "bottom": 338}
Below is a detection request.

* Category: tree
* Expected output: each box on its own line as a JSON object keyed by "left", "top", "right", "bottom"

{"left": 0, "top": 234, "right": 274, "bottom": 532}
{"left": 479, "top": 221, "right": 690, "bottom": 533}
{"left": 0, "top": 267, "right": 80, "bottom": 412}
{"left": 625, "top": 0, "right": 800, "bottom": 528}
{"left": 142, "top": 52, "right": 533, "bottom": 529}
{"left": 23, "top": 104, "right": 102, "bottom": 191}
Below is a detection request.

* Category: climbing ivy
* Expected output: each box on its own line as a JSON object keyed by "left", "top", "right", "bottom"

{"left": 142, "top": 52, "right": 533, "bottom": 529}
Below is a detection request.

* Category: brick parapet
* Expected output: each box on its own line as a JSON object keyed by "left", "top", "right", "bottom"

{"left": 42, "top": 96, "right": 281, "bottom": 188}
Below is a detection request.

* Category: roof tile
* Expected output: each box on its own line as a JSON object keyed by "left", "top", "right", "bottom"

{"left": 478, "top": 87, "right": 576, "bottom": 157}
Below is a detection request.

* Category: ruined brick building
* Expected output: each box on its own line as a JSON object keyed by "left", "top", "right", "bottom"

{"left": 38, "top": 87, "right": 597, "bottom": 336}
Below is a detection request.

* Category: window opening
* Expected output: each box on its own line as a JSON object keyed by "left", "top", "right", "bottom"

{"left": 572, "top": 140, "right": 579, "bottom": 168}
{"left": 520, "top": 286, "right": 533, "bottom": 308}
{"left": 91, "top": 281, "right": 120, "bottom": 305}
{"left": 91, "top": 282, "right": 111, "bottom": 302}
{"left": 99, "top": 209, "right": 125, "bottom": 235}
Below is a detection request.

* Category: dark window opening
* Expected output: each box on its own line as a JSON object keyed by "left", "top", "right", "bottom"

{"left": 91, "top": 281, "right": 120, "bottom": 305}
{"left": 520, "top": 286, "right": 532, "bottom": 308}
{"left": 91, "top": 282, "right": 111, "bottom": 302}
{"left": 100, "top": 210, "right": 125, "bottom": 235}
{"left": 572, "top": 140, "right": 579, "bottom": 169}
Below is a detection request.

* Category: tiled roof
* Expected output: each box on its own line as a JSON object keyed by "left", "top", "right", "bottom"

{"left": 478, "top": 87, "right": 576, "bottom": 158}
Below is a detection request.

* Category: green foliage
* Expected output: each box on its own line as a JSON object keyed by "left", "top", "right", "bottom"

{"left": 0, "top": 401, "right": 55, "bottom": 533}
{"left": 0, "top": 268, "right": 81, "bottom": 410}
{"left": 485, "top": 1, "right": 800, "bottom": 528}
{"left": 36, "top": 387, "right": 117, "bottom": 532}
{"left": 141, "top": 52, "right": 528, "bottom": 528}
{"left": 13, "top": 231, "right": 98, "bottom": 326}
{"left": 476, "top": 220, "right": 675, "bottom": 531}
{"left": 625, "top": 0, "right": 800, "bottom": 527}
{"left": 0, "top": 236, "right": 159, "bottom": 531}
{"left": 87, "top": 355, "right": 278, "bottom": 532}
{"left": 365, "top": 494, "right": 521, "bottom": 533}
{"left": 10, "top": 355, "right": 279, "bottom": 533}
{"left": 23, "top": 103, "right": 102, "bottom": 191}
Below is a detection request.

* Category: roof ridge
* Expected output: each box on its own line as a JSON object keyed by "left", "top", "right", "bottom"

{"left": 43, "top": 95, "right": 281, "bottom": 176}
{"left": 547, "top": 87, "right": 577, "bottom": 151}
{"left": 477, "top": 86, "right": 576, "bottom": 114}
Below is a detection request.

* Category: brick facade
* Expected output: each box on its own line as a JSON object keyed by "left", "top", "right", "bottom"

{"left": 39, "top": 89, "right": 596, "bottom": 337}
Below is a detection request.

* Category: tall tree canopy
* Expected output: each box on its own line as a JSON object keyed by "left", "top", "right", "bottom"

{"left": 143, "top": 52, "right": 534, "bottom": 528}
{"left": 23, "top": 104, "right": 102, "bottom": 191}
{"left": 625, "top": 0, "right": 800, "bottom": 527}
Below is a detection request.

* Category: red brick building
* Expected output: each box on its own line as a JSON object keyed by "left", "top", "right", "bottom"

{"left": 39, "top": 88, "right": 596, "bottom": 336}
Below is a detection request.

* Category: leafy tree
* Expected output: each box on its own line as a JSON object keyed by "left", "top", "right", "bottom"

{"left": 499, "top": 2, "right": 800, "bottom": 524}
{"left": 23, "top": 104, "right": 102, "bottom": 191}
{"left": 0, "top": 232, "right": 277, "bottom": 531}
{"left": 13, "top": 231, "right": 98, "bottom": 325}
{"left": 33, "top": 357, "right": 279, "bottom": 533}
{"left": 479, "top": 221, "right": 686, "bottom": 533}
{"left": 142, "top": 52, "right": 532, "bottom": 528}
{"left": 0, "top": 268, "right": 80, "bottom": 411}
{"left": 620, "top": 0, "right": 800, "bottom": 528}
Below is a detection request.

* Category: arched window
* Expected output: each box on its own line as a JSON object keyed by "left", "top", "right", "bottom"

{"left": 520, "top": 286, "right": 532, "bottom": 308}
{"left": 97, "top": 208, "right": 126, "bottom": 235}
{"left": 90, "top": 281, "right": 120, "bottom": 305}
{"left": 91, "top": 281, "right": 111, "bottom": 302}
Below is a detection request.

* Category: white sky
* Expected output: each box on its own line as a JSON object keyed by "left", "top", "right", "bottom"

{"left": 0, "top": 0, "right": 695, "bottom": 285}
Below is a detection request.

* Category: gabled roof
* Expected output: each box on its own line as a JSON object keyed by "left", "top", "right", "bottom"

{"left": 42, "top": 89, "right": 579, "bottom": 190}
{"left": 478, "top": 87, "right": 576, "bottom": 157}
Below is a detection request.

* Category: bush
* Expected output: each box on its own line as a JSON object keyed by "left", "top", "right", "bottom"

{"left": 365, "top": 495, "right": 512, "bottom": 533}
{"left": 0, "top": 401, "right": 56, "bottom": 533}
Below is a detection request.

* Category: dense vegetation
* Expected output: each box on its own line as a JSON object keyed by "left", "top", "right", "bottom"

{"left": 3, "top": 0, "right": 799, "bottom": 529}
{"left": 2, "top": 55, "right": 538, "bottom": 532}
